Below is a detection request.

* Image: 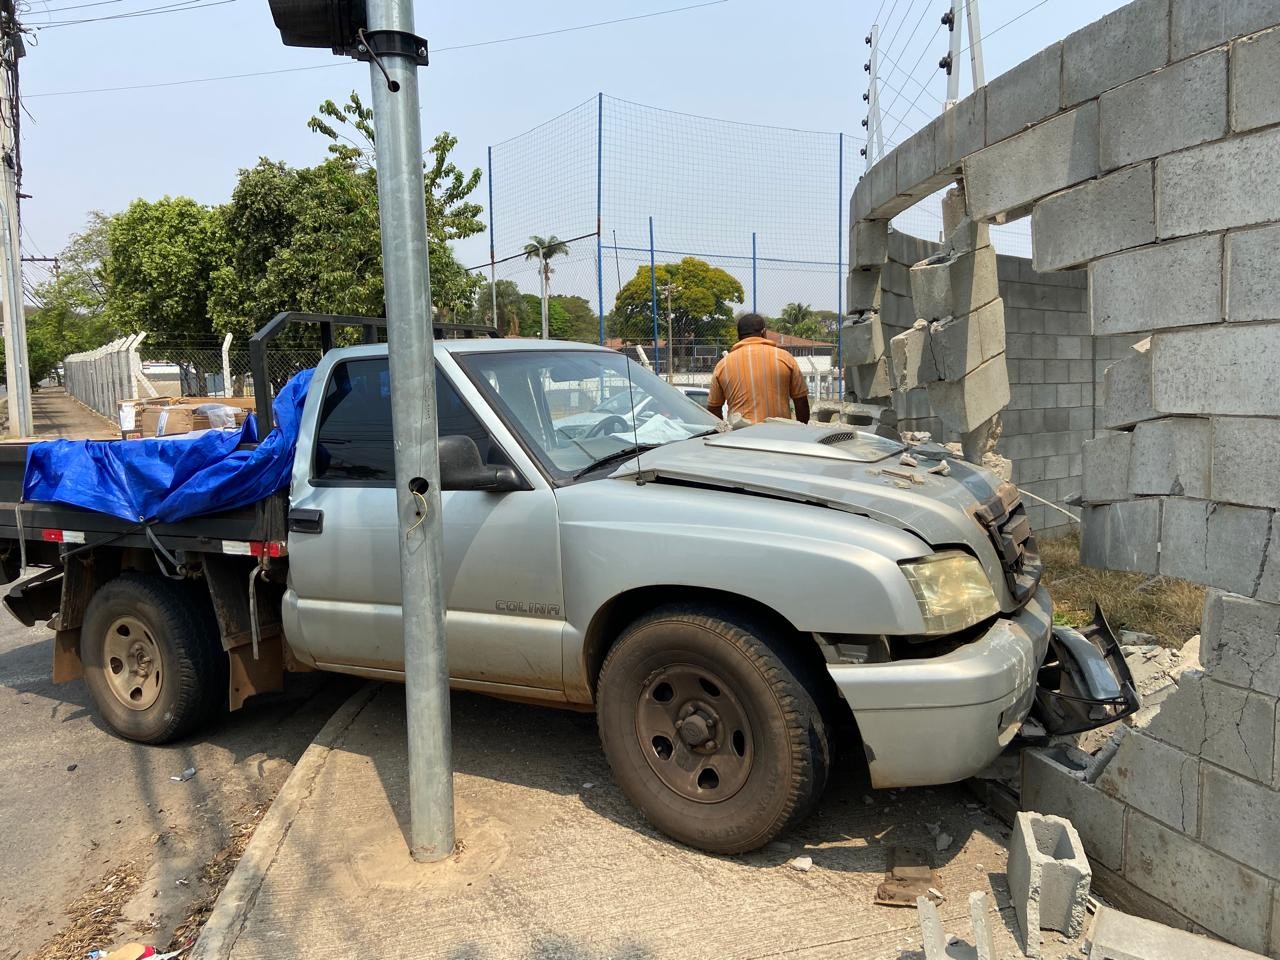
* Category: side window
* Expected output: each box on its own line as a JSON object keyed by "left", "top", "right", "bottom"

{"left": 313, "top": 358, "right": 503, "bottom": 484}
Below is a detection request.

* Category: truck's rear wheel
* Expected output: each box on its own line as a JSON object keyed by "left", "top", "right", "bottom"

{"left": 597, "top": 604, "right": 830, "bottom": 854}
{"left": 81, "top": 572, "right": 226, "bottom": 744}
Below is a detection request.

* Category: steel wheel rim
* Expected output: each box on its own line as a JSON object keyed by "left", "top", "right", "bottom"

{"left": 635, "top": 663, "right": 754, "bottom": 804}
{"left": 102, "top": 615, "right": 162, "bottom": 711}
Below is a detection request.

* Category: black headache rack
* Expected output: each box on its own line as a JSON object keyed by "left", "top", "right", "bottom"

{"left": 248, "top": 311, "right": 499, "bottom": 430}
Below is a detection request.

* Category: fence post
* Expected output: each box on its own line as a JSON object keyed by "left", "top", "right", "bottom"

{"left": 221, "top": 333, "right": 233, "bottom": 397}
{"left": 751, "top": 231, "right": 758, "bottom": 314}
{"left": 649, "top": 216, "right": 659, "bottom": 374}
{"left": 131, "top": 333, "right": 157, "bottom": 399}
{"left": 596, "top": 92, "right": 605, "bottom": 345}
{"left": 836, "top": 132, "right": 845, "bottom": 402}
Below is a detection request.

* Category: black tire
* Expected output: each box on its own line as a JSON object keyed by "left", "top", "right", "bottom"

{"left": 81, "top": 572, "right": 227, "bottom": 744}
{"left": 597, "top": 603, "right": 830, "bottom": 854}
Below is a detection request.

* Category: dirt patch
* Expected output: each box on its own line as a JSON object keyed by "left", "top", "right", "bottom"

{"left": 1040, "top": 532, "right": 1205, "bottom": 647}
{"left": 25, "top": 863, "right": 146, "bottom": 960}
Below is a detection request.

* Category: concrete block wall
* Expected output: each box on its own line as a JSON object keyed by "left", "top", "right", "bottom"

{"left": 850, "top": 1, "right": 1280, "bottom": 953}
{"left": 879, "top": 231, "right": 1093, "bottom": 534}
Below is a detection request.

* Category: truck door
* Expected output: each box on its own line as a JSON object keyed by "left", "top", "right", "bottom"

{"left": 283, "top": 350, "right": 565, "bottom": 693}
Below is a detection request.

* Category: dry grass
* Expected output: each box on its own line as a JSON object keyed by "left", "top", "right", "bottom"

{"left": 27, "top": 863, "right": 144, "bottom": 960}
{"left": 166, "top": 805, "right": 267, "bottom": 951}
{"left": 1039, "top": 532, "right": 1206, "bottom": 648}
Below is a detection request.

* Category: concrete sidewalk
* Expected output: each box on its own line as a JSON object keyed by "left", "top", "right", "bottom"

{"left": 193, "top": 684, "right": 1090, "bottom": 960}
{"left": 27, "top": 386, "right": 118, "bottom": 440}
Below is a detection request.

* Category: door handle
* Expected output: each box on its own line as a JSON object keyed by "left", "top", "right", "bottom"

{"left": 288, "top": 508, "right": 324, "bottom": 534}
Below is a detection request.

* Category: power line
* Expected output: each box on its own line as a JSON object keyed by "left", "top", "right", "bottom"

{"left": 961, "top": 0, "right": 1051, "bottom": 54}
{"left": 880, "top": 20, "right": 946, "bottom": 147}
{"left": 26, "top": 0, "right": 731, "bottom": 96}
{"left": 878, "top": 23, "right": 946, "bottom": 107}
{"left": 33, "top": 0, "right": 233, "bottom": 29}
{"left": 879, "top": 0, "right": 929, "bottom": 66}
{"left": 26, "top": 0, "right": 147, "bottom": 15}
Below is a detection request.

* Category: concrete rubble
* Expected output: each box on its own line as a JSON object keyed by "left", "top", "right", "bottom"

{"left": 1089, "top": 905, "right": 1270, "bottom": 960}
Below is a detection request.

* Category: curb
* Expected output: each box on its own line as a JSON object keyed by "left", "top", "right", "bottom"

{"left": 189, "top": 681, "right": 380, "bottom": 960}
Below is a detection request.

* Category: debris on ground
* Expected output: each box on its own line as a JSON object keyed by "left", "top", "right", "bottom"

{"left": 874, "top": 846, "right": 939, "bottom": 907}
{"left": 166, "top": 806, "right": 266, "bottom": 951}
{"left": 1009, "top": 812, "right": 1091, "bottom": 958}
{"left": 915, "top": 895, "right": 947, "bottom": 959}
{"left": 934, "top": 831, "right": 953, "bottom": 852}
{"left": 1089, "top": 905, "right": 1269, "bottom": 960}
{"left": 169, "top": 768, "right": 196, "bottom": 783}
{"left": 29, "top": 862, "right": 145, "bottom": 960}
{"left": 786, "top": 856, "right": 813, "bottom": 872}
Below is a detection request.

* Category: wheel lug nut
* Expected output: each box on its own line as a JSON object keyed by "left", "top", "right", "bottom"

{"left": 705, "top": 740, "right": 717, "bottom": 751}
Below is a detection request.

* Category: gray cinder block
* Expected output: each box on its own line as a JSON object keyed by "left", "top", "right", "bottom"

{"left": 1081, "top": 431, "right": 1132, "bottom": 504}
{"left": 963, "top": 103, "right": 1099, "bottom": 221}
{"left": 1021, "top": 750, "right": 1125, "bottom": 871}
{"left": 889, "top": 321, "right": 940, "bottom": 391}
{"left": 1225, "top": 223, "right": 1280, "bottom": 323}
{"left": 1152, "top": 322, "right": 1280, "bottom": 417}
{"left": 1130, "top": 417, "right": 1211, "bottom": 499}
{"left": 1157, "top": 125, "right": 1280, "bottom": 238}
{"left": 1099, "top": 48, "right": 1228, "bottom": 171}
{"left": 985, "top": 42, "right": 1062, "bottom": 145}
{"left": 930, "top": 299, "right": 1006, "bottom": 381}
{"left": 1171, "top": 0, "right": 1280, "bottom": 61}
{"left": 1097, "top": 727, "right": 1199, "bottom": 833}
{"left": 925, "top": 354, "right": 1010, "bottom": 433}
{"left": 935, "top": 89, "right": 986, "bottom": 172}
{"left": 1007, "top": 811, "right": 1092, "bottom": 960}
{"left": 1211, "top": 416, "right": 1280, "bottom": 509}
{"left": 1031, "top": 164, "right": 1155, "bottom": 272}
{"left": 909, "top": 247, "right": 999, "bottom": 321}
{"left": 1232, "top": 25, "right": 1280, "bottom": 133}
{"left": 850, "top": 357, "right": 891, "bottom": 401}
{"left": 1158, "top": 498, "right": 1271, "bottom": 595}
{"left": 1061, "top": 0, "right": 1170, "bottom": 106}
{"left": 850, "top": 218, "right": 889, "bottom": 270}
{"left": 1201, "top": 589, "right": 1280, "bottom": 698}
{"left": 1090, "top": 904, "right": 1270, "bottom": 960}
{"left": 846, "top": 266, "right": 882, "bottom": 313}
{"left": 1101, "top": 339, "right": 1156, "bottom": 430}
{"left": 915, "top": 896, "right": 947, "bottom": 960}
{"left": 1081, "top": 497, "right": 1161, "bottom": 573}
{"left": 968, "top": 891, "right": 997, "bottom": 960}
{"left": 839, "top": 314, "right": 884, "bottom": 366}
{"left": 895, "top": 125, "right": 937, "bottom": 196}
{"left": 1089, "top": 235, "right": 1222, "bottom": 335}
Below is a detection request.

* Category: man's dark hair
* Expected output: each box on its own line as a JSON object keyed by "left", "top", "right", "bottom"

{"left": 736, "top": 313, "right": 767, "bottom": 339}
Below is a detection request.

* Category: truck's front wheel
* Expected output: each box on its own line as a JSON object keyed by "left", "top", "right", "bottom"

{"left": 597, "top": 604, "right": 829, "bottom": 854}
{"left": 81, "top": 572, "right": 226, "bottom": 744}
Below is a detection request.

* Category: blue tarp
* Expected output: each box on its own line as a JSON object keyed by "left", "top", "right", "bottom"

{"left": 23, "top": 368, "right": 314, "bottom": 523}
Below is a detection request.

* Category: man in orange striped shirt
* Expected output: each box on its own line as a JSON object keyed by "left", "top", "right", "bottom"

{"left": 707, "top": 314, "right": 810, "bottom": 425}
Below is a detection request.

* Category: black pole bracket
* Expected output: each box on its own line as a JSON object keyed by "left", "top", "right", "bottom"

{"left": 355, "top": 29, "right": 429, "bottom": 66}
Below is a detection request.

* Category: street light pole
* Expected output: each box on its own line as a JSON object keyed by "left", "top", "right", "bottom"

{"left": 364, "top": 0, "right": 454, "bottom": 862}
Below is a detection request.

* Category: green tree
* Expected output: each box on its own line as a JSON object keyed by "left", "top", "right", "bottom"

{"left": 774, "top": 302, "right": 827, "bottom": 341}
{"left": 518, "top": 293, "right": 570, "bottom": 338}
{"left": 549, "top": 294, "right": 599, "bottom": 342}
{"left": 471, "top": 279, "right": 528, "bottom": 336}
{"left": 611, "top": 257, "right": 744, "bottom": 360}
{"left": 523, "top": 235, "right": 571, "bottom": 334}
{"left": 104, "top": 196, "right": 226, "bottom": 351}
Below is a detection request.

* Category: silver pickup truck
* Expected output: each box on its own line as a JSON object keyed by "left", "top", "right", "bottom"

{"left": 0, "top": 330, "right": 1135, "bottom": 854}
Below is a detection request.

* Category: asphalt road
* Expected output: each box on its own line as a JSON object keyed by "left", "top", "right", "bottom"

{"left": 0, "top": 614, "right": 354, "bottom": 959}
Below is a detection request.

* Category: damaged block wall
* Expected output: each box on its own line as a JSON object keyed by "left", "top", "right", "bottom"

{"left": 849, "top": 0, "right": 1280, "bottom": 953}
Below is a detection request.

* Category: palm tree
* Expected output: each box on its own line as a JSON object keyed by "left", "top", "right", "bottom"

{"left": 524, "top": 235, "right": 571, "bottom": 338}
{"left": 779, "top": 302, "right": 814, "bottom": 329}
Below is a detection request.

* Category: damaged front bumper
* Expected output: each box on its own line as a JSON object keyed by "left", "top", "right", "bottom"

{"left": 1033, "top": 605, "right": 1140, "bottom": 735}
{"left": 827, "top": 587, "right": 1053, "bottom": 788}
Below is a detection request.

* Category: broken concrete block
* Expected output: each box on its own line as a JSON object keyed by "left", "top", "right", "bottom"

{"left": 889, "top": 321, "right": 940, "bottom": 391}
{"left": 1007, "top": 811, "right": 1091, "bottom": 959}
{"left": 1158, "top": 498, "right": 1271, "bottom": 596}
{"left": 909, "top": 246, "right": 999, "bottom": 321}
{"left": 1021, "top": 749, "right": 1126, "bottom": 871}
{"left": 846, "top": 267, "right": 882, "bottom": 313}
{"left": 925, "top": 354, "right": 1010, "bottom": 434}
{"left": 1090, "top": 904, "right": 1269, "bottom": 960}
{"left": 838, "top": 314, "right": 884, "bottom": 366}
{"left": 968, "top": 891, "right": 997, "bottom": 960}
{"left": 1101, "top": 338, "right": 1156, "bottom": 430}
{"left": 930, "top": 299, "right": 1006, "bottom": 381}
{"left": 915, "top": 895, "right": 948, "bottom": 960}
{"left": 1201, "top": 590, "right": 1280, "bottom": 699}
{"left": 1130, "top": 417, "right": 1211, "bottom": 499}
{"left": 1081, "top": 431, "right": 1132, "bottom": 504}
{"left": 1096, "top": 726, "right": 1199, "bottom": 833}
{"left": 850, "top": 357, "right": 891, "bottom": 401}
{"left": 1144, "top": 672, "right": 1277, "bottom": 785}
{"left": 850, "top": 218, "right": 889, "bottom": 269}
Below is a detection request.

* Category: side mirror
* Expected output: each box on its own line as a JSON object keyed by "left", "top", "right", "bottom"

{"left": 439, "top": 435, "right": 523, "bottom": 492}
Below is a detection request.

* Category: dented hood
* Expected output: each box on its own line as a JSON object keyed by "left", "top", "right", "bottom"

{"left": 613, "top": 422, "right": 1016, "bottom": 603}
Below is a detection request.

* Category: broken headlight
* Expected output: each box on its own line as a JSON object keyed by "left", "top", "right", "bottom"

{"left": 899, "top": 551, "right": 1000, "bottom": 634}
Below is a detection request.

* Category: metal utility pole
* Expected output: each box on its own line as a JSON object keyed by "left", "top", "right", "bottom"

{"left": 0, "top": 2, "right": 30, "bottom": 437}
{"left": 527, "top": 237, "right": 548, "bottom": 339}
{"left": 861, "top": 25, "right": 883, "bottom": 172}
{"left": 22, "top": 255, "right": 59, "bottom": 281}
{"left": 661, "top": 283, "right": 675, "bottom": 384}
{"left": 363, "top": 0, "right": 454, "bottom": 862}
{"left": 941, "top": 0, "right": 985, "bottom": 107}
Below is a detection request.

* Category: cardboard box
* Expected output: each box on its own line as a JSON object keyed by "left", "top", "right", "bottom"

{"left": 138, "top": 403, "right": 249, "bottom": 438}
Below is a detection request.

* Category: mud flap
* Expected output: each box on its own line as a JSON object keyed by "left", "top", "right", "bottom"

{"left": 1032, "top": 604, "right": 1140, "bottom": 735}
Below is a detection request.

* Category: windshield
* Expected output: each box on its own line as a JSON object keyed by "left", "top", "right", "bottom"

{"left": 455, "top": 349, "right": 722, "bottom": 481}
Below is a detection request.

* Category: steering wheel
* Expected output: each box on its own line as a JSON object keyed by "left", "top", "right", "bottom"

{"left": 584, "top": 414, "right": 630, "bottom": 439}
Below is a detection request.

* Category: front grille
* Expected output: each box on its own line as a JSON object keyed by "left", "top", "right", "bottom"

{"left": 973, "top": 482, "right": 1042, "bottom": 603}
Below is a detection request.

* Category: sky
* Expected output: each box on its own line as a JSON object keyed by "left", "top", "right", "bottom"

{"left": 15, "top": 0, "right": 1129, "bottom": 300}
